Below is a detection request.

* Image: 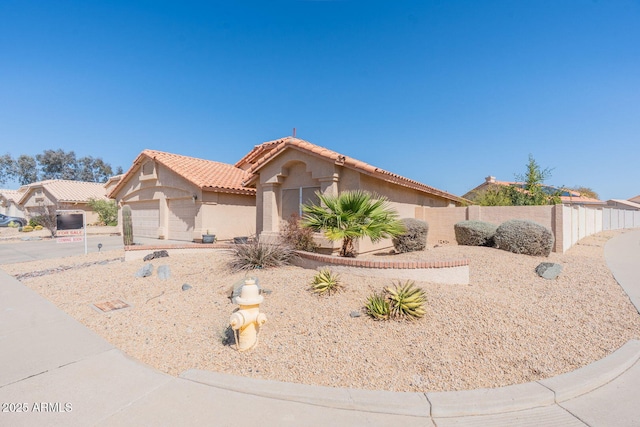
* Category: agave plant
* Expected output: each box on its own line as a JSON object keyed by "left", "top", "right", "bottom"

{"left": 365, "top": 291, "right": 390, "bottom": 320}
{"left": 385, "top": 280, "right": 427, "bottom": 320}
{"left": 311, "top": 269, "right": 342, "bottom": 296}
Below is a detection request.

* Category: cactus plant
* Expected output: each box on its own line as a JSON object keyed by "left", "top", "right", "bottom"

{"left": 385, "top": 280, "right": 427, "bottom": 320}
{"left": 365, "top": 291, "right": 390, "bottom": 320}
{"left": 310, "top": 269, "right": 342, "bottom": 296}
{"left": 122, "top": 205, "right": 134, "bottom": 246}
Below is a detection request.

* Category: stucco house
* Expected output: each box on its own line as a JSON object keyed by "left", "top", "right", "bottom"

{"left": 18, "top": 179, "right": 110, "bottom": 224}
{"left": 108, "top": 150, "right": 256, "bottom": 242}
{"left": 0, "top": 189, "right": 25, "bottom": 218}
{"left": 464, "top": 176, "right": 605, "bottom": 206}
{"left": 237, "top": 137, "right": 467, "bottom": 253}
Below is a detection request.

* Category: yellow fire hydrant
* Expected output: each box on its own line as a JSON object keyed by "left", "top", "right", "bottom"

{"left": 229, "top": 279, "right": 267, "bottom": 351}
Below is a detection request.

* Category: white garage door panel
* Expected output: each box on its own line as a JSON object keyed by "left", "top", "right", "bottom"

{"left": 168, "top": 199, "right": 196, "bottom": 241}
{"left": 129, "top": 202, "right": 159, "bottom": 238}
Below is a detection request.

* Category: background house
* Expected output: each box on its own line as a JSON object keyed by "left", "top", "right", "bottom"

{"left": 0, "top": 189, "right": 25, "bottom": 218}
{"left": 464, "top": 176, "right": 606, "bottom": 206}
{"left": 238, "top": 137, "right": 467, "bottom": 254}
{"left": 18, "top": 179, "right": 109, "bottom": 224}
{"left": 108, "top": 150, "right": 256, "bottom": 242}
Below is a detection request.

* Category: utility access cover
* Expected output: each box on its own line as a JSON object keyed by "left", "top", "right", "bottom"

{"left": 92, "top": 299, "right": 131, "bottom": 313}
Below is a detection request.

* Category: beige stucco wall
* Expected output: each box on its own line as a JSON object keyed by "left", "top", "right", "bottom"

{"left": 112, "top": 159, "right": 255, "bottom": 242}
{"left": 254, "top": 148, "right": 459, "bottom": 255}
{"left": 21, "top": 189, "right": 100, "bottom": 224}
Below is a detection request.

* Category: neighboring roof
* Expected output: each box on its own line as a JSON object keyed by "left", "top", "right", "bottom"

{"left": 464, "top": 176, "right": 605, "bottom": 205}
{"left": 608, "top": 199, "right": 640, "bottom": 210}
{"left": 0, "top": 189, "right": 23, "bottom": 203}
{"left": 241, "top": 137, "right": 467, "bottom": 204}
{"left": 109, "top": 149, "right": 255, "bottom": 198}
{"left": 629, "top": 195, "right": 640, "bottom": 204}
{"left": 17, "top": 180, "right": 109, "bottom": 205}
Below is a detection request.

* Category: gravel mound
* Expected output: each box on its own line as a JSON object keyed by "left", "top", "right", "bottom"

{"left": 3, "top": 230, "right": 639, "bottom": 393}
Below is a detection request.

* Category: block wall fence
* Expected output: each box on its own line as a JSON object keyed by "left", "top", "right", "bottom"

{"left": 415, "top": 205, "right": 640, "bottom": 253}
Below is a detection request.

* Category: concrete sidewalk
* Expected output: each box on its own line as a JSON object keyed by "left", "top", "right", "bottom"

{"left": 1, "top": 230, "right": 639, "bottom": 426}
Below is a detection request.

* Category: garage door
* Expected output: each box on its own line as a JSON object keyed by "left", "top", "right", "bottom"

{"left": 168, "top": 199, "right": 196, "bottom": 241}
{"left": 128, "top": 201, "right": 159, "bottom": 238}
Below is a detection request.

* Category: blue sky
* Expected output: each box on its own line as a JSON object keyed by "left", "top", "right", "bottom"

{"left": 1, "top": 0, "right": 639, "bottom": 200}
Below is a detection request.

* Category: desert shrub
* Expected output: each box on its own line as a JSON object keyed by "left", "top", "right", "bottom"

{"left": 28, "top": 217, "right": 42, "bottom": 227}
{"left": 454, "top": 220, "right": 498, "bottom": 247}
{"left": 87, "top": 198, "right": 118, "bottom": 226}
{"left": 21, "top": 225, "right": 34, "bottom": 232}
{"left": 310, "top": 269, "right": 342, "bottom": 296}
{"left": 280, "top": 214, "right": 318, "bottom": 252}
{"left": 34, "top": 225, "right": 44, "bottom": 231}
{"left": 8, "top": 221, "right": 19, "bottom": 228}
{"left": 365, "top": 291, "right": 390, "bottom": 320}
{"left": 229, "top": 239, "right": 296, "bottom": 271}
{"left": 493, "top": 219, "right": 554, "bottom": 256}
{"left": 392, "top": 218, "right": 428, "bottom": 253}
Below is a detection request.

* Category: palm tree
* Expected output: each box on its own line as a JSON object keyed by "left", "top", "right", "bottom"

{"left": 301, "top": 190, "right": 405, "bottom": 257}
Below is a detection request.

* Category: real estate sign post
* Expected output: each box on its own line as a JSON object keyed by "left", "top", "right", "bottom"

{"left": 56, "top": 210, "right": 87, "bottom": 254}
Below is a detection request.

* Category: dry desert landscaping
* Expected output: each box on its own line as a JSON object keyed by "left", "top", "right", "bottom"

{"left": 2, "top": 227, "right": 639, "bottom": 393}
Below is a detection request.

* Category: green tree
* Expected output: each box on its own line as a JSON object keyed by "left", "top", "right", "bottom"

{"left": 37, "top": 149, "right": 78, "bottom": 180}
{"left": 473, "top": 186, "right": 514, "bottom": 206}
{"left": 87, "top": 198, "right": 118, "bottom": 225}
{"left": 13, "top": 154, "right": 38, "bottom": 185}
{"left": 301, "top": 190, "right": 405, "bottom": 258}
{"left": 512, "top": 154, "right": 561, "bottom": 205}
{"left": 0, "top": 154, "right": 13, "bottom": 185}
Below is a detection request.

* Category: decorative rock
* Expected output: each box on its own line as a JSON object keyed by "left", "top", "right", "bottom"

{"left": 350, "top": 311, "right": 362, "bottom": 318}
{"left": 157, "top": 265, "right": 171, "bottom": 280}
{"left": 182, "top": 284, "right": 192, "bottom": 291}
{"left": 135, "top": 263, "right": 154, "bottom": 278}
{"left": 143, "top": 250, "right": 169, "bottom": 261}
{"left": 536, "top": 262, "right": 563, "bottom": 280}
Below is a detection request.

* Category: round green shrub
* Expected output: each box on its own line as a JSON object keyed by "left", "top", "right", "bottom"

{"left": 493, "top": 219, "right": 554, "bottom": 256}
{"left": 392, "top": 218, "right": 428, "bottom": 253}
{"left": 454, "top": 220, "right": 498, "bottom": 247}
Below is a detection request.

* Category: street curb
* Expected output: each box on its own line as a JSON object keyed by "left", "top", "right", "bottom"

{"left": 180, "top": 370, "right": 431, "bottom": 417}
{"left": 180, "top": 339, "right": 640, "bottom": 419}
{"left": 539, "top": 339, "right": 640, "bottom": 402}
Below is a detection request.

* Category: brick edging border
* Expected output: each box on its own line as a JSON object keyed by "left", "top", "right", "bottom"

{"left": 293, "top": 250, "right": 469, "bottom": 270}
{"left": 124, "top": 244, "right": 469, "bottom": 270}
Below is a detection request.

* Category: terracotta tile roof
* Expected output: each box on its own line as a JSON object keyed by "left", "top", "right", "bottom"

{"left": 109, "top": 150, "right": 255, "bottom": 198}
{"left": 18, "top": 180, "right": 108, "bottom": 205}
{"left": 241, "top": 137, "right": 467, "bottom": 204}
{"left": 464, "top": 177, "right": 605, "bottom": 205}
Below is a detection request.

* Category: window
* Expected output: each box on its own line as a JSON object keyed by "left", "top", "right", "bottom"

{"left": 282, "top": 187, "right": 321, "bottom": 220}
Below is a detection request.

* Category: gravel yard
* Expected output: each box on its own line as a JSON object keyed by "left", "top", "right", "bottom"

{"left": 2, "top": 228, "right": 639, "bottom": 392}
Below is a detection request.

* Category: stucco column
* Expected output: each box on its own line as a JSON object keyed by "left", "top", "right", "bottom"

{"left": 261, "top": 183, "right": 280, "bottom": 233}
{"left": 319, "top": 175, "right": 339, "bottom": 198}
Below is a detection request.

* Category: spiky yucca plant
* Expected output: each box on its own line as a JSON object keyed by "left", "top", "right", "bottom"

{"left": 311, "top": 269, "right": 342, "bottom": 296}
{"left": 386, "top": 280, "right": 427, "bottom": 320}
{"left": 365, "top": 291, "right": 390, "bottom": 320}
{"left": 229, "top": 239, "right": 295, "bottom": 271}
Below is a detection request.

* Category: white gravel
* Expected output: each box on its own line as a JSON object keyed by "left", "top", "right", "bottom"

{"left": 2, "top": 228, "right": 639, "bottom": 392}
